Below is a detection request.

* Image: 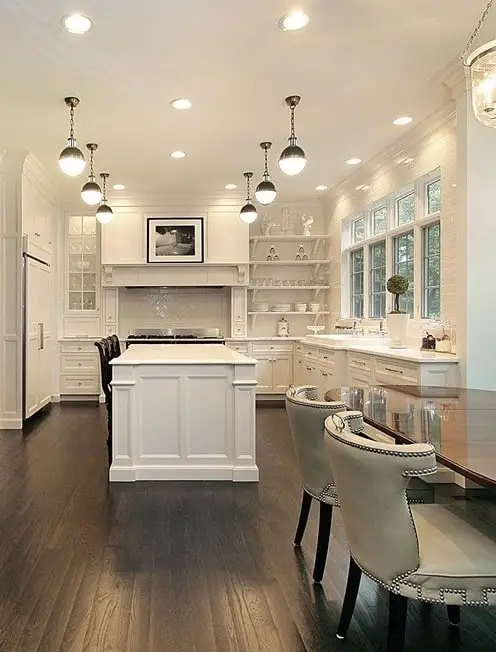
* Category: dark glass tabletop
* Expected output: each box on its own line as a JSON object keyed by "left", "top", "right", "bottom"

{"left": 324, "top": 385, "right": 496, "bottom": 489}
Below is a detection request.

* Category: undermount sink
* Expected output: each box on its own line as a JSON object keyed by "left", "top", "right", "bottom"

{"left": 305, "top": 334, "right": 389, "bottom": 347}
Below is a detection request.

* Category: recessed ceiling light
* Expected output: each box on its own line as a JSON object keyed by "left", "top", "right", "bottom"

{"left": 346, "top": 158, "right": 362, "bottom": 165}
{"left": 225, "top": 184, "right": 238, "bottom": 190}
{"left": 170, "top": 151, "right": 186, "bottom": 159}
{"left": 393, "top": 116, "right": 413, "bottom": 126}
{"left": 361, "top": 184, "right": 371, "bottom": 191}
{"left": 403, "top": 157, "right": 414, "bottom": 165}
{"left": 113, "top": 184, "right": 125, "bottom": 190}
{"left": 170, "top": 98, "right": 192, "bottom": 110}
{"left": 316, "top": 185, "right": 328, "bottom": 191}
{"left": 62, "top": 13, "right": 93, "bottom": 34}
{"left": 278, "top": 10, "right": 309, "bottom": 31}
{"left": 452, "top": 182, "right": 457, "bottom": 188}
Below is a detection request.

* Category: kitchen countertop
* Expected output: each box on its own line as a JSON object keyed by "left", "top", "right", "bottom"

{"left": 111, "top": 343, "right": 257, "bottom": 366}
{"left": 226, "top": 337, "right": 303, "bottom": 342}
{"left": 301, "top": 337, "right": 458, "bottom": 363}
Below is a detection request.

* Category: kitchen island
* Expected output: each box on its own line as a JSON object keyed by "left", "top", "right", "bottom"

{"left": 109, "top": 344, "right": 258, "bottom": 482}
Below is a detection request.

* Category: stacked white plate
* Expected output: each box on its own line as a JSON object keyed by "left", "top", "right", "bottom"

{"left": 294, "top": 303, "right": 307, "bottom": 312}
{"left": 272, "top": 303, "right": 292, "bottom": 312}
{"left": 252, "top": 303, "right": 270, "bottom": 312}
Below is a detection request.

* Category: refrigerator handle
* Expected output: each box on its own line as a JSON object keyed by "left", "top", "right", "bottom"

{"left": 39, "top": 323, "right": 44, "bottom": 350}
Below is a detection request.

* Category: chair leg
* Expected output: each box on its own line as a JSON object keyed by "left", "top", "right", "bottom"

{"left": 387, "top": 593, "right": 408, "bottom": 652}
{"left": 447, "top": 605, "right": 460, "bottom": 626}
{"left": 312, "top": 502, "right": 333, "bottom": 583}
{"left": 336, "top": 556, "right": 362, "bottom": 640}
{"left": 294, "top": 490, "right": 313, "bottom": 547}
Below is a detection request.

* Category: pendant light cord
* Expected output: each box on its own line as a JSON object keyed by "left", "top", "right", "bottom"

{"left": 246, "top": 174, "right": 251, "bottom": 201}
{"left": 462, "top": 0, "right": 494, "bottom": 61}
{"left": 289, "top": 105, "right": 296, "bottom": 144}
{"left": 69, "top": 103, "right": 75, "bottom": 144}
{"left": 89, "top": 148, "right": 95, "bottom": 181}
{"left": 102, "top": 175, "right": 107, "bottom": 203}
{"left": 263, "top": 146, "right": 269, "bottom": 180}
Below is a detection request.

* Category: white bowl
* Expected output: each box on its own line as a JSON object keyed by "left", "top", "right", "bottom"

{"left": 308, "top": 303, "right": 320, "bottom": 313}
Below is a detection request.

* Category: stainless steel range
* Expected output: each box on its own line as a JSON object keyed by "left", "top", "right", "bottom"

{"left": 125, "top": 327, "right": 225, "bottom": 348}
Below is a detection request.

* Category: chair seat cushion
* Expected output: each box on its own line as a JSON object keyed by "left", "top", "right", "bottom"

{"left": 393, "top": 505, "right": 496, "bottom": 605}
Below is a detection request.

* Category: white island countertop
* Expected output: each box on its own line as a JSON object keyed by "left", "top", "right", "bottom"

{"left": 111, "top": 343, "right": 257, "bottom": 366}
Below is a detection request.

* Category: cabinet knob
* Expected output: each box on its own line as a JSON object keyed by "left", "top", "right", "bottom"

{"left": 108, "top": 315, "right": 113, "bottom": 320}
{"left": 77, "top": 382, "right": 82, "bottom": 386}
{"left": 77, "top": 346, "right": 82, "bottom": 351}
{"left": 78, "top": 362, "right": 82, "bottom": 366}
{"left": 270, "top": 346, "right": 274, "bottom": 349}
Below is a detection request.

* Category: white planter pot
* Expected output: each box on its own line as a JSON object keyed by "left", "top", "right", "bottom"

{"left": 386, "top": 313, "right": 410, "bottom": 348}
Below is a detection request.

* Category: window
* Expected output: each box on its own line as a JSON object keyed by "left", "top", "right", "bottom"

{"left": 351, "top": 216, "right": 365, "bottom": 243}
{"left": 369, "top": 241, "right": 386, "bottom": 318}
{"left": 426, "top": 179, "right": 441, "bottom": 214}
{"left": 393, "top": 231, "right": 414, "bottom": 316}
{"left": 372, "top": 206, "right": 387, "bottom": 235}
{"left": 350, "top": 248, "right": 364, "bottom": 317}
{"left": 422, "top": 222, "right": 441, "bottom": 319}
{"left": 396, "top": 192, "right": 414, "bottom": 226}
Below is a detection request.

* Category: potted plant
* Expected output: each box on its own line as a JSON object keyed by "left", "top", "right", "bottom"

{"left": 386, "top": 275, "right": 410, "bottom": 348}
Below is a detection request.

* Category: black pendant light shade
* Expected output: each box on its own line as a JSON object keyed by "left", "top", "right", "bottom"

{"left": 96, "top": 173, "right": 113, "bottom": 224}
{"left": 255, "top": 142, "right": 277, "bottom": 205}
{"left": 58, "top": 97, "right": 86, "bottom": 177}
{"left": 81, "top": 143, "right": 103, "bottom": 205}
{"left": 239, "top": 172, "right": 258, "bottom": 224}
{"left": 279, "top": 95, "right": 307, "bottom": 176}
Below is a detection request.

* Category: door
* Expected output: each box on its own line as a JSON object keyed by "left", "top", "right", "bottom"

{"left": 254, "top": 355, "right": 273, "bottom": 394}
{"left": 24, "top": 256, "right": 52, "bottom": 418}
{"left": 272, "top": 355, "right": 292, "bottom": 393}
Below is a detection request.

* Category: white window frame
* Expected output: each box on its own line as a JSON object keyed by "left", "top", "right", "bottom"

{"left": 341, "top": 169, "right": 441, "bottom": 320}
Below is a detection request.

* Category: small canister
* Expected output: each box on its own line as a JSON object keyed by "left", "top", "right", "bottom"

{"left": 277, "top": 317, "right": 289, "bottom": 337}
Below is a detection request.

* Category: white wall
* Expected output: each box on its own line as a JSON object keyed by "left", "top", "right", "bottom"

{"left": 323, "top": 106, "right": 457, "bottom": 330}
{"left": 119, "top": 287, "right": 230, "bottom": 337}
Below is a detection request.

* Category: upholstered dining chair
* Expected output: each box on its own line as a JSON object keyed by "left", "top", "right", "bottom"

{"left": 325, "top": 411, "right": 496, "bottom": 652}
{"left": 285, "top": 385, "right": 348, "bottom": 582}
{"left": 94, "top": 338, "right": 113, "bottom": 466}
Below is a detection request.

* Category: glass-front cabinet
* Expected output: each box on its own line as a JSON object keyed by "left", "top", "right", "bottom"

{"left": 67, "top": 215, "right": 98, "bottom": 312}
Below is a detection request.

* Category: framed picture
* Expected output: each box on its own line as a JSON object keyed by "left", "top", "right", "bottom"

{"left": 146, "top": 217, "right": 204, "bottom": 263}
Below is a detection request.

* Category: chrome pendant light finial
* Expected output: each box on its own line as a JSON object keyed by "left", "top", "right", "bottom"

{"left": 240, "top": 172, "right": 258, "bottom": 224}
{"left": 58, "top": 96, "right": 86, "bottom": 177}
{"left": 81, "top": 143, "right": 103, "bottom": 205}
{"left": 255, "top": 142, "right": 277, "bottom": 205}
{"left": 96, "top": 172, "right": 113, "bottom": 224}
{"left": 279, "top": 95, "right": 307, "bottom": 176}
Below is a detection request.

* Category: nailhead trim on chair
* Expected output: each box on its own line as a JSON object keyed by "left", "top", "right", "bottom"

{"left": 403, "top": 467, "right": 438, "bottom": 477}
{"left": 330, "top": 432, "right": 435, "bottom": 458}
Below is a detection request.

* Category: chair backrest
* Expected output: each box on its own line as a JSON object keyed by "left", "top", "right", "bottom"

{"left": 109, "top": 334, "right": 121, "bottom": 358}
{"left": 285, "top": 386, "right": 348, "bottom": 498}
{"left": 324, "top": 411, "right": 437, "bottom": 586}
{"left": 94, "top": 339, "right": 112, "bottom": 401}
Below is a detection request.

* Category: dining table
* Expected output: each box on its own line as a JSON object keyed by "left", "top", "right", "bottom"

{"left": 324, "top": 385, "right": 496, "bottom": 491}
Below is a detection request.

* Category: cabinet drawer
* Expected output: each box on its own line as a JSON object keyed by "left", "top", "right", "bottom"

{"left": 349, "top": 369, "right": 373, "bottom": 387}
{"left": 61, "top": 354, "right": 99, "bottom": 375}
{"left": 60, "top": 341, "right": 97, "bottom": 354}
{"left": 318, "top": 348, "right": 336, "bottom": 363}
{"left": 349, "top": 353, "right": 372, "bottom": 372}
{"left": 252, "top": 342, "right": 293, "bottom": 354}
{"left": 294, "top": 343, "right": 304, "bottom": 354}
{"left": 375, "top": 357, "right": 418, "bottom": 384}
{"left": 227, "top": 343, "right": 249, "bottom": 355}
{"left": 60, "top": 375, "right": 100, "bottom": 394}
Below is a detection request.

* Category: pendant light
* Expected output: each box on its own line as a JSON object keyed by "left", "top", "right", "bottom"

{"left": 239, "top": 172, "right": 258, "bottom": 224}
{"left": 255, "top": 142, "right": 277, "bottom": 205}
{"left": 81, "top": 144, "right": 103, "bottom": 205}
{"left": 96, "top": 173, "right": 113, "bottom": 224}
{"left": 279, "top": 95, "right": 307, "bottom": 176}
{"left": 58, "top": 97, "right": 86, "bottom": 177}
{"left": 463, "top": 0, "right": 496, "bottom": 127}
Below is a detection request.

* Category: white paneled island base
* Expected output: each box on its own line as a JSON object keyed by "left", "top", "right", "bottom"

{"left": 110, "top": 345, "right": 258, "bottom": 482}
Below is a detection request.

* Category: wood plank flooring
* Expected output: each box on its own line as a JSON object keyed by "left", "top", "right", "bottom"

{"left": 0, "top": 403, "right": 495, "bottom": 651}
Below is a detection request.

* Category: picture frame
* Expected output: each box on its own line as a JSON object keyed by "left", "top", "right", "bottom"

{"left": 146, "top": 217, "right": 204, "bottom": 263}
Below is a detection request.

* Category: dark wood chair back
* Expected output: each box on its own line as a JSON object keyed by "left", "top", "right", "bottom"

{"left": 109, "top": 334, "right": 121, "bottom": 358}
{"left": 94, "top": 339, "right": 112, "bottom": 403}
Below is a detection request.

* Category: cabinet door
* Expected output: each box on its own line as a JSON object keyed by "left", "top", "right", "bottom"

{"left": 273, "top": 355, "right": 293, "bottom": 393}
{"left": 293, "top": 355, "right": 306, "bottom": 387}
{"left": 255, "top": 355, "right": 273, "bottom": 394}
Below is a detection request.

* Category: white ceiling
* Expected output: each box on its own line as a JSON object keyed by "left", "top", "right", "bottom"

{"left": 0, "top": 0, "right": 492, "bottom": 201}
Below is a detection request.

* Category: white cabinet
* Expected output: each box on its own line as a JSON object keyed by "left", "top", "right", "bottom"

{"left": 293, "top": 354, "right": 306, "bottom": 386}
{"left": 272, "top": 355, "right": 293, "bottom": 393}
{"left": 254, "top": 355, "right": 274, "bottom": 394}
{"left": 231, "top": 288, "right": 247, "bottom": 338}
{"left": 60, "top": 340, "right": 100, "bottom": 399}
{"left": 22, "top": 177, "right": 54, "bottom": 259}
{"left": 67, "top": 216, "right": 99, "bottom": 312}
{"left": 251, "top": 341, "right": 294, "bottom": 395}
{"left": 101, "top": 211, "right": 144, "bottom": 264}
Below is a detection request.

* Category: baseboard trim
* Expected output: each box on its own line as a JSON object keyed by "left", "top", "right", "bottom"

{"left": 109, "top": 465, "right": 260, "bottom": 483}
{"left": 60, "top": 395, "right": 100, "bottom": 403}
{"left": 0, "top": 418, "right": 23, "bottom": 430}
{"left": 51, "top": 394, "right": 61, "bottom": 403}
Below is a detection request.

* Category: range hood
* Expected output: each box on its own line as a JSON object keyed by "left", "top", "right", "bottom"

{"left": 102, "top": 262, "right": 249, "bottom": 288}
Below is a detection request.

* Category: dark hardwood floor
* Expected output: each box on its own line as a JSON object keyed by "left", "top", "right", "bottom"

{"left": 0, "top": 404, "right": 495, "bottom": 651}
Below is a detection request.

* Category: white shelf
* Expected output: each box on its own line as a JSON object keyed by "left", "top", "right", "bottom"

{"left": 249, "top": 235, "right": 330, "bottom": 242}
{"left": 248, "top": 286, "right": 330, "bottom": 290}
{"left": 250, "top": 260, "right": 331, "bottom": 266}
{"left": 248, "top": 311, "right": 330, "bottom": 316}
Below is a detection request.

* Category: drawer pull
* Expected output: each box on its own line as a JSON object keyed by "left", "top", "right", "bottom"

{"left": 353, "top": 360, "right": 367, "bottom": 367}
{"left": 306, "top": 367, "right": 312, "bottom": 371}
{"left": 384, "top": 367, "right": 403, "bottom": 374}
{"left": 297, "top": 360, "right": 302, "bottom": 364}
{"left": 78, "top": 362, "right": 82, "bottom": 366}
{"left": 78, "top": 382, "right": 82, "bottom": 386}
{"left": 77, "top": 346, "right": 82, "bottom": 351}
{"left": 323, "top": 355, "right": 328, "bottom": 360}
{"left": 322, "top": 372, "right": 328, "bottom": 377}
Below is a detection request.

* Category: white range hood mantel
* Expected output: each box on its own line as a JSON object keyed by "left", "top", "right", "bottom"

{"left": 102, "top": 263, "right": 249, "bottom": 287}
